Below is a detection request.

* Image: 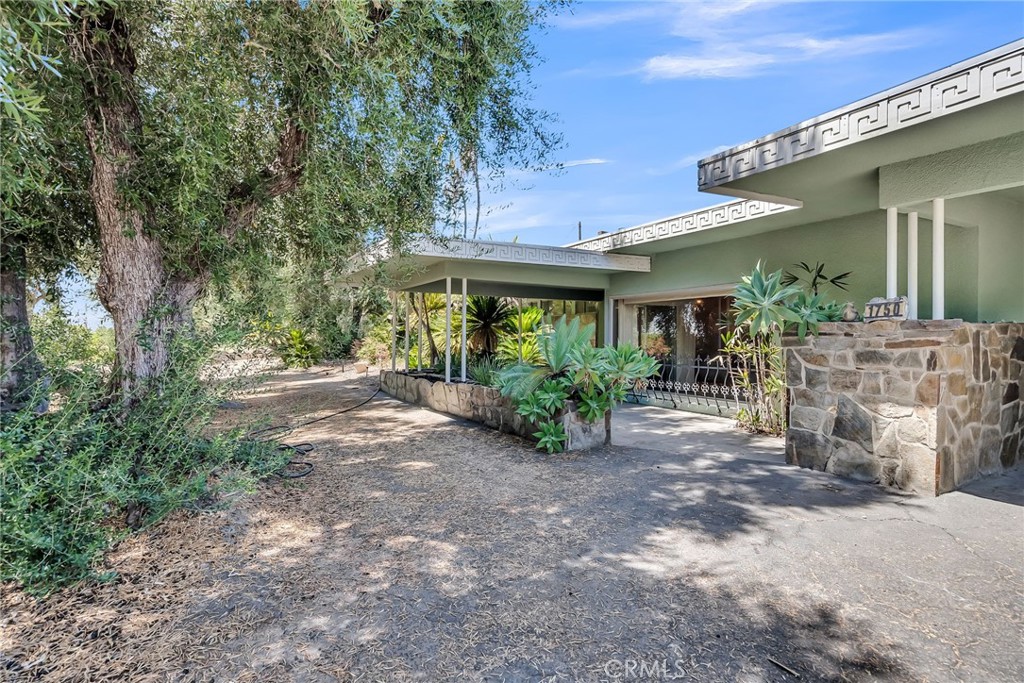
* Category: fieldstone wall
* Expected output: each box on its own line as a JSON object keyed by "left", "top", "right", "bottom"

{"left": 380, "top": 371, "right": 607, "bottom": 451}
{"left": 785, "top": 320, "right": 1023, "bottom": 495}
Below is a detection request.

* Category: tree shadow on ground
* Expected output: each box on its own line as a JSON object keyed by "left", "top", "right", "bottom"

{"left": 2, "top": 373, "right": 996, "bottom": 681}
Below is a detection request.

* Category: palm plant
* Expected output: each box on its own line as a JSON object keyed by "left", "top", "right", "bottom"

{"left": 495, "top": 305, "right": 545, "bottom": 365}
{"left": 782, "top": 261, "right": 851, "bottom": 296}
{"left": 465, "top": 296, "right": 514, "bottom": 354}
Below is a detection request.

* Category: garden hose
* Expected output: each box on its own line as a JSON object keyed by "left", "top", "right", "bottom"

{"left": 245, "top": 384, "right": 382, "bottom": 478}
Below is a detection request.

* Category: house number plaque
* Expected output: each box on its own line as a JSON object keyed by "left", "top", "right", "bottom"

{"left": 863, "top": 296, "right": 908, "bottom": 321}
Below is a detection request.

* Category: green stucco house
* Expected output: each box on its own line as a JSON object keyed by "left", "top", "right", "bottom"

{"left": 367, "top": 40, "right": 1023, "bottom": 494}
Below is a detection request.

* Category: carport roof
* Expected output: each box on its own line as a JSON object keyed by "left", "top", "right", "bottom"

{"left": 349, "top": 237, "right": 650, "bottom": 300}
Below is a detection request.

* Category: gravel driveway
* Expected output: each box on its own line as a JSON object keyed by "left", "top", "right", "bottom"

{"left": 3, "top": 367, "right": 1021, "bottom": 682}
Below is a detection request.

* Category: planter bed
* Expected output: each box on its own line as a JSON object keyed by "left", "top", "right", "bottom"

{"left": 380, "top": 370, "right": 606, "bottom": 451}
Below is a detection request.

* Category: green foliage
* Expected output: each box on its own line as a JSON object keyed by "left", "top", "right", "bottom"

{"left": 280, "top": 329, "right": 322, "bottom": 369}
{"left": 725, "top": 261, "right": 848, "bottom": 435}
{"left": 719, "top": 328, "right": 786, "bottom": 435}
{"left": 354, "top": 321, "right": 392, "bottom": 367}
{"left": 733, "top": 261, "right": 845, "bottom": 341}
{"left": 465, "top": 296, "right": 514, "bottom": 354}
{"left": 495, "top": 305, "right": 544, "bottom": 365}
{"left": 245, "top": 313, "right": 322, "bottom": 369}
{"left": 467, "top": 355, "right": 502, "bottom": 387}
{"left": 497, "top": 316, "right": 659, "bottom": 453}
{"left": 575, "top": 388, "right": 612, "bottom": 424}
{"left": 533, "top": 420, "right": 567, "bottom": 454}
{"left": 534, "top": 378, "right": 570, "bottom": 413}
{"left": 782, "top": 261, "right": 852, "bottom": 296}
{"left": 0, "top": 331, "right": 285, "bottom": 594}
{"left": 539, "top": 317, "right": 594, "bottom": 375}
{"left": 732, "top": 261, "right": 803, "bottom": 338}
{"left": 30, "top": 304, "right": 113, "bottom": 386}
{"left": 516, "top": 392, "right": 554, "bottom": 423}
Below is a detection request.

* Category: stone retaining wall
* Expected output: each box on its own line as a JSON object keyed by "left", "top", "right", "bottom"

{"left": 785, "top": 320, "right": 1023, "bottom": 495}
{"left": 380, "top": 371, "right": 607, "bottom": 451}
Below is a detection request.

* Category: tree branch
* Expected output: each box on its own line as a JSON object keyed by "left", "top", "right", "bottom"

{"left": 223, "top": 118, "right": 308, "bottom": 241}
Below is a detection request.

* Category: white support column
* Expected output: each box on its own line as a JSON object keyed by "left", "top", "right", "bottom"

{"left": 907, "top": 212, "right": 919, "bottom": 320}
{"left": 444, "top": 277, "right": 452, "bottom": 382}
{"left": 389, "top": 291, "right": 397, "bottom": 372}
{"left": 517, "top": 298, "right": 523, "bottom": 363}
{"left": 403, "top": 293, "right": 410, "bottom": 370}
{"left": 932, "top": 198, "right": 945, "bottom": 320}
{"left": 603, "top": 296, "right": 614, "bottom": 346}
{"left": 416, "top": 294, "right": 423, "bottom": 370}
{"left": 460, "top": 278, "right": 467, "bottom": 381}
{"left": 886, "top": 207, "right": 898, "bottom": 299}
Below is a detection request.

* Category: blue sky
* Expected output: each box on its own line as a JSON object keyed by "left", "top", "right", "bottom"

{"left": 474, "top": 0, "right": 1024, "bottom": 245}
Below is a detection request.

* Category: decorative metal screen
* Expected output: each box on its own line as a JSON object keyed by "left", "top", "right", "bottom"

{"left": 627, "top": 359, "right": 747, "bottom": 415}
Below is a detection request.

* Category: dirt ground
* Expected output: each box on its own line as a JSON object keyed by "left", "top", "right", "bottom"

{"left": 2, "top": 366, "right": 1022, "bottom": 682}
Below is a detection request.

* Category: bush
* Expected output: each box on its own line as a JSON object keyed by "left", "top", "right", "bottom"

{"left": 467, "top": 356, "right": 503, "bottom": 386}
{"left": 0, "top": 332, "right": 285, "bottom": 594}
{"left": 280, "top": 328, "right": 322, "bottom": 368}
{"left": 722, "top": 261, "right": 845, "bottom": 435}
{"left": 30, "top": 305, "right": 115, "bottom": 387}
{"left": 497, "top": 317, "right": 659, "bottom": 453}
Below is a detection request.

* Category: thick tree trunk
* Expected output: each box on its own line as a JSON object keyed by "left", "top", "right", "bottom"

{"left": 69, "top": 7, "right": 305, "bottom": 397}
{"left": 69, "top": 9, "right": 200, "bottom": 397}
{"left": 1, "top": 234, "right": 46, "bottom": 412}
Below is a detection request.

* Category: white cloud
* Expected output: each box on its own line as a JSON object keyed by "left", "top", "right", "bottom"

{"left": 560, "top": 158, "right": 611, "bottom": 168}
{"left": 646, "top": 145, "right": 737, "bottom": 176}
{"left": 639, "top": 28, "right": 930, "bottom": 81}
{"left": 557, "top": 0, "right": 932, "bottom": 82}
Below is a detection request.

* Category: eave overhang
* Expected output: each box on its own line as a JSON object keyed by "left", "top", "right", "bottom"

{"left": 697, "top": 40, "right": 1024, "bottom": 194}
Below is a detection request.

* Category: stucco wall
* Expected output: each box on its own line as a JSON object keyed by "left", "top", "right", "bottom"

{"left": 607, "top": 210, "right": 980, "bottom": 321}
{"left": 878, "top": 132, "right": 1024, "bottom": 209}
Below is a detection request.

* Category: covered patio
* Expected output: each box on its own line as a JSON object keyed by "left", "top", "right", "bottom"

{"left": 359, "top": 237, "right": 651, "bottom": 382}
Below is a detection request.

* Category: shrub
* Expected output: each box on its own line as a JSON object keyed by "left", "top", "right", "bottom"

{"left": 497, "top": 317, "right": 659, "bottom": 453}
{"left": 0, "top": 332, "right": 285, "bottom": 594}
{"left": 722, "top": 261, "right": 845, "bottom": 435}
{"left": 467, "top": 355, "right": 503, "bottom": 386}
{"left": 280, "top": 328, "right": 322, "bottom": 368}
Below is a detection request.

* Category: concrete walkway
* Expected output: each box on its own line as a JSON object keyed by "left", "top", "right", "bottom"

{"left": 612, "top": 402, "right": 784, "bottom": 463}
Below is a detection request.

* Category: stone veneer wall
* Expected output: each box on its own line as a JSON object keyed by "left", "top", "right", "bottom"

{"left": 785, "top": 320, "right": 1023, "bottom": 495}
{"left": 379, "top": 370, "right": 607, "bottom": 451}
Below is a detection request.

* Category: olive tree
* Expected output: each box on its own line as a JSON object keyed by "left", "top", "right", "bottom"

{"left": 36, "top": 0, "right": 559, "bottom": 397}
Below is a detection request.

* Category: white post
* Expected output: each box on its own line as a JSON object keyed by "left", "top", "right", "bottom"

{"left": 460, "top": 278, "right": 467, "bottom": 381}
{"left": 403, "top": 293, "right": 410, "bottom": 371}
{"left": 444, "top": 277, "right": 452, "bottom": 382}
{"left": 907, "top": 212, "right": 919, "bottom": 320}
{"left": 932, "top": 198, "right": 945, "bottom": 320}
{"left": 517, "top": 298, "right": 523, "bottom": 362}
{"left": 389, "top": 291, "right": 397, "bottom": 371}
{"left": 886, "top": 207, "right": 898, "bottom": 299}
{"left": 604, "top": 296, "right": 614, "bottom": 346}
{"left": 416, "top": 294, "right": 423, "bottom": 371}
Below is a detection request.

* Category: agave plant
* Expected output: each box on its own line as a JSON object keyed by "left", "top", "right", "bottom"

{"left": 496, "top": 316, "right": 660, "bottom": 452}
{"left": 732, "top": 261, "right": 803, "bottom": 338}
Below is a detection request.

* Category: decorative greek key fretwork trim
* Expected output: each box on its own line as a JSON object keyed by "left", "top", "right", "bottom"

{"left": 409, "top": 238, "right": 651, "bottom": 272}
{"left": 698, "top": 40, "right": 1024, "bottom": 191}
{"left": 566, "top": 199, "right": 798, "bottom": 252}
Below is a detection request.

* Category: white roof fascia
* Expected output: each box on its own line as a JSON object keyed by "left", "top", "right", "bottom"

{"left": 380, "top": 237, "right": 651, "bottom": 272}
{"left": 566, "top": 198, "right": 800, "bottom": 252}
{"left": 698, "top": 40, "right": 1024, "bottom": 191}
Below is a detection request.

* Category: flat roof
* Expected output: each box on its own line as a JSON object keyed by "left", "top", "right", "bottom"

{"left": 565, "top": 198, "right": 799, "bottom": 252}
{"left": 697, "top": 39, "right": 1024, "bottom": 192}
